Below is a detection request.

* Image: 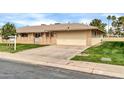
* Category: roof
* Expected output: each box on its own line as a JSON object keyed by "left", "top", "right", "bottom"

{"left": 16, "top": 23, "right": 102, "bottom": 33}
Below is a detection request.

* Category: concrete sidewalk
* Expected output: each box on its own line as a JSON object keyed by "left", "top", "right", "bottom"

{"left": 0, "top": 52, "right": 124, "bottom": 78}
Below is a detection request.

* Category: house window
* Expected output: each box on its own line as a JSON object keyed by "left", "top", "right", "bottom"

{"left": 20, "top": 33, "right": 28, "bottom": 37}
{"left": 51, "top": 32, "right": 54, "bottom": 37}
{"left": 35, "top": 33, "right": 41, "bottom": 38}
{"left": 46, "top": 33, "right": 49, "bottom": 37}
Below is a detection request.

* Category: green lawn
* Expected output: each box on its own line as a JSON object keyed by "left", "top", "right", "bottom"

{"left": 0, "top": 43, "right": 45, "bottom": 53}
{"left": 71, "top": 42, "right": 124, "bottom": 66}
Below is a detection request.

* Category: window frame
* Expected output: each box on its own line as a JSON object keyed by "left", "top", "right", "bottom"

{"left": 20, "top": 33, "right": 28, "bottom": 37}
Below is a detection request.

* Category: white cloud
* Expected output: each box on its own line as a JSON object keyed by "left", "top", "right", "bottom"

{"left": 30, "top": 20, "right": 57, "bottom": 25}
{"left": 80, "top": 19, "right": 92, "bottom": 24}
{"left": 0, "top": 13, "right": 93, "bottom": 27}
{"left": 0, "top": 23, "right": 4, "bottom": 27}
{"left": 12, "top": 18, "right": 57, "bottom": 26}
{"left": 4, "top": 13, "right": 92, "bottom": 26}
{"left": 0, "top": 14, "right": 57, "bottom": 27}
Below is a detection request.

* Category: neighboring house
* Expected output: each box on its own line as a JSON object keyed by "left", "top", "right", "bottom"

{"left": 16, "top": 23, "right": 104, "bottom": 46}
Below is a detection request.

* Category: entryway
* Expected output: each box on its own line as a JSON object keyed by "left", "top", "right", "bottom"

{"left": 34, "top": 33, "right": 41, "bottom": 44}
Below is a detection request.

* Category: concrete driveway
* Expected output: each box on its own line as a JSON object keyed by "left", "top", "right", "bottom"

{"left": 17, "top": 45, "right": 84, "bottom": 60}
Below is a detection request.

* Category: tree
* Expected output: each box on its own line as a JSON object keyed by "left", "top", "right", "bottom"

{"left": 111, "top": 20, "right": 120, "bottom": 35}
{"left": 118, "top": 16, "right": 124, "bottom": 31}
{"left": 111, "top": 16, "right": 116, "bottom": 29}
{"left": 0, "top": 29, "right": 1, "bottom": 35}
{"left": 90, "top": 19, "right": 107, "bottom": 32}
{"left": 107, "top": 15, "right": 111, "bottom": 32}
{"left": 1, "top": 22, "right": 16, "bottom": 39}
{"left": 111, "top": 16, "right": 116, "bottom": 21}
{"left": 106, "top": 15, "right": 124, "bottom": 36}
{"left": 108, "top": 27, "right": 113, "bottom": 34}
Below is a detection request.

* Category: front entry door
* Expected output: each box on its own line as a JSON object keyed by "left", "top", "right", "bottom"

{"left": 34, "top": 33, "right": 41, "bottom": 44}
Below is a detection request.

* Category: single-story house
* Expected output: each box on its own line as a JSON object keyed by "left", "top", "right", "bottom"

{"left": 16, "top": 23, "right": 104, "bottom": 46}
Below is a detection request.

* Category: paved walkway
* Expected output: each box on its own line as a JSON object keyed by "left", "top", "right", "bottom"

{"left": 0, "top": 45, "right": 124, "bottom": 78}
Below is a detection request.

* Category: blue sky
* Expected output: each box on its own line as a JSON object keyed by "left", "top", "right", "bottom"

{"left": 0, "top": 13, "right": 124, "bottom": 28}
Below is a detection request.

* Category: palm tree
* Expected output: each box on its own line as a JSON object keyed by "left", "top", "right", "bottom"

{"left": 1, "top": 22, "right": 16, "bottom": 39}
{"left": 111, "top": 16, "right": 116, "bottom": 32}
{"left": 107, "top": 15, "right": 111, "bottom": 32}
{"left": 111, "top": 16, "right": 116, "bottom": 21}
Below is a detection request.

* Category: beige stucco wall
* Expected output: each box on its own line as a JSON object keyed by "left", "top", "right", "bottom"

{"left": 17, "top": 33, "right": 34, "bottom": 44}
{"left": 39, "top": 32, "right": 56, "bottom": 45}
{"left": 91, "top": 38, "right": 103, "bottom": 45}
{"left": 15, "top": 30, "right": 104, "bottom": 46}
{"left": 91, "top": 31, "right": 103, "bottom": 46}
{"left": 16, "top": 32, "right": 56, "bottom": 45}
{"left": 56, "top": 31, "right": 87, "bottom": 46}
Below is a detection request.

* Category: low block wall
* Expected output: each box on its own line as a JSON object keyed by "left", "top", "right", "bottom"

{"left": 103, "top": 38, "right": 124, "bottom": 42}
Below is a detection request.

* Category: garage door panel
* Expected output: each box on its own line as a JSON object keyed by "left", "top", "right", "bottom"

{"left": 56, "top": 31, "right": 86, "bottom": 46}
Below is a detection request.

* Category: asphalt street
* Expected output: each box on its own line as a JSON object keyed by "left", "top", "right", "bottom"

{"left": 0, "top": 58, "right": 117, "bottom": 79}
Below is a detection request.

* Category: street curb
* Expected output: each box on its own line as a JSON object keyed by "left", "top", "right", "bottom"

{"left": 0, "top": 55, "right": 123, "bottom": 78}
